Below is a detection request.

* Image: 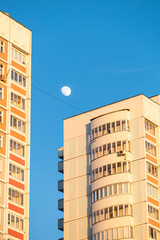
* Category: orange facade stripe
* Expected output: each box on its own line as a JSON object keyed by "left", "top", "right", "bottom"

{"left": 146, "top": 153, "right": 157, "bottom": 164}
{"left": 8, "top": 228, "right": 24, "bottom": 240}
{"left": 10, "top": 153, "right": 25, "bottom": 166}
{"left": 11, "top": 106, "right": 25, "bottom": 119}
{"left": 11, "top": 60, "right": 26, "bottom": 73}
{"left": 10, "top": 129, "right": 25, "bottom": 142}
{"left": 148, "top": 218, "right": 160, "bottom": 228}
{"left": 9, "top": 178, "right": 25, "bottom": 191}
{"left": 145, "top": 133, "right": 156, "bottom": 144}
{"left": 11, "top": 83, "right": 26, "bottom": 96}
{"left": 8, "top": 203, "right": 24, "bottom": 215}
{"left": 148, "top": 196, "right": 159, "bottom": 207}
{"left": 147, "top": 175, "right": 158, "bottom": 185}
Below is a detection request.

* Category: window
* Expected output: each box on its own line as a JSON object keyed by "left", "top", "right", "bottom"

{"left": 100, "top": 209, "right": 104, "bottom": 221}
{"left": 98, "top": 126, "right": 102, "bottom": 136}
{"left": 0, "top": 64, "right": 3, "bottom": 75}
{"left": 104, "top": 187, "right": 107, "bottom": 197}
{"left": 117, "top": 141, "right": 121, "bottom": 152}
{"left": 99, "top": 146, "right": 102, "bottom": 157}
{"left": 0, "top": 135, "right": 3, "bottom": 147}
{"left": 116, "top": 121, "right": 121, "bottom": 131}
{"left": 145, "top": 120, "right": 156, "bottom": 136}
{"left": 93, "top": 204, "right": 132, "bottom": 224}
{"left": 9, "top": 163, "right": 24, "bottom": 181}
{"left": 0, "top": 111, "right": 3, "bottom": 123}
{"left": 111, "top": 122, "right": 115, "bottom": 132}
{"left": 0, "top": 87, "right": 3, "bottom": 99}
{"left": 103, "top": 144, "right": 106, "bottom": 155}
{"left": 8, "top": 188, "right": 23, "bottom": 205}
{"left": 112, "top": 163, "right": 116, "bottom": 174}
{"left": 109, "top": 207, "right": 113, "bottom": 218}
{"left": 117, "top": 162, "right": 121, "bottom": 173}
{"left": 107, "top": 123, "right": 110, "bottom": 134}
{"left": 146, "top": 162, "right": 158, "bottom": 177}
{"left": 112, "top": 142, "right": 116, "bottom": 153}
{"left": 119, "top": 205, "right": 123, "bottom": 216}
{"left": 12, "top": 47, "right": 26, "bottom": 65}
{"left": 92, "top": 160, "right": 131, "bottom": 182}
{"left": 107, "top": 143, "right": 111, "bottom": 154}
{"left": 102, "top": 124, "right": 106, "bottom": 134}
{"left": 8, "top": 213, "right": 23, "bottom": 230}
{"left": 0, "top": 41, "right": 4, "bottom": 53}
{"left": 105, "top": 208, "right": 108, "bottom": 219}
{"left": 109, "top": 185, "right": 112, "bottom": 195}
{"left": 100, "top": 188, "right": 103, "bottom": 199}
{"left": 118, "top": 183, "right": 122, "bottom": 194}
{"left": 147, "top": 183, "right": 158, "bottom": 199}
{"left": 124, "top": 204, "right": 129, "bottom": 215}
{"left": 149, "top": 226, "right": 157, "bottom": 239}
{"left": 108, "top": 164, "right": 111, "bottom": 175}
{"left": 92, "top": 182, "right": 130, "bottom": 203}
{"left": 11, "top": 70, "right": 26, "bottom": 87}
{"left": 92, "top": 129, "right": 94, "bottom": 140}
{"left": 96, "top": 190, "right": 99, "bottom": 201}
{"left": 113, "top": 184, "right": 117, "bottom": 195}
{"left": 11, "top": 92, "right": 25, "bottom": 110}
{"left": 122, "top": 120, "right": 126, "bottom": 130}
{"left": 114, "top": 206, "right": 118, "bottom": 217}
{"left": 148, "top": 205, "right": 159, "bottom": 220}
{"left": 145, "top": 141, "right": 156, "bottom": 156}
{"left": 10, "top": 139, "right": 25, "bottom": 157}
{"left": 95, "top": 128, "right": 98, "bottom": 138}
{"left": 92, "top": 191, "right": 95, "bottom": 202}
{"left": 92, "top": 140, "right": 130, "bottom": 160}
{"left": 124, "top": 183, "right": 128, "bottom": 193}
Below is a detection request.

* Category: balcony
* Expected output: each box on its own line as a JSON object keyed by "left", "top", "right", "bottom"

{"left": 58, "top": 218, "right": 64, "bottom": 231}
{"left": 58, "top": 198, "right": 64, "bottom": 212}
{"left": 58, "top": 147, "right": 64, "bottom": 159}
{"left": 58, "top": 161, "right": 64, "bottom": 173}
{"left": 58, "top": 180, "right": 64, "bottom": 193}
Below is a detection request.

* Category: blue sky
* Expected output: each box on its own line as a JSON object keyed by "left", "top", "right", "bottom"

{"left": 1, "top": 0, "right": 160, "bottom": 239}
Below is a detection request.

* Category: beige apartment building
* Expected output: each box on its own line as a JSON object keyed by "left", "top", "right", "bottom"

{"left": 58, "top": 94, "right": 160, "bottom": 240}
{"left": 0, "top": 11, "right": 31, "bottom": 240}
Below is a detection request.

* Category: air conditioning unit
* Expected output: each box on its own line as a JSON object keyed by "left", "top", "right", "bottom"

{"left": 119, "top": 150, "right": 125, "bottom": 156}
{"left": 0, "top": 75, "right": 6, "bottom": 82}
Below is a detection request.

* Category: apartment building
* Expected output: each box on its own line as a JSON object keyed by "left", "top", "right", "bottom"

{"left": 58, "top": 94, "right": 160, "bottom": 240}
{"left": 0, "top": 11, "right": 31, "bottom": 240}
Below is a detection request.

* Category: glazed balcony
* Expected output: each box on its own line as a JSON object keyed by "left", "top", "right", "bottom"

{"left": 58, "top": 218, "right": 64, "bottom": 231}
{"left": 58, "top": 147, "right": 64, "bottom": 159}
{"left": 58, "top": 198, "right": 64, "bottom": 212}
{"left": 58, "top": 180, "right": 64, "bottom": 193}
{"left": 58, "top": 161, "right": 64, "bottom": 173}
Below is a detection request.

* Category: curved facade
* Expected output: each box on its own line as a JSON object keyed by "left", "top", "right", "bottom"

{"left": 91, "top": 110, "right": 133, "bottom": 239}
{"left": 58, "top": 94, "right": 160, "bottom": 240}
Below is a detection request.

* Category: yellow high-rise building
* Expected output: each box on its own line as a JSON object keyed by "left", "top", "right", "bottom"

{"left": 0, "top": 11, "right": 31, "bottom": 240}
{"left": 58, "top": 94, "right": 160, "bottom": 240}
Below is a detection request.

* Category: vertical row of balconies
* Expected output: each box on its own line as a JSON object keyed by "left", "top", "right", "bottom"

{"left": 58, "top": 147, "right": 64, "bottom": 238}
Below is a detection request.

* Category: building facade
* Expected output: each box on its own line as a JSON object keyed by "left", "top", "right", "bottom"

{"left": 58, "top": 94, "right": 160, "bottom": 240}
{"left": 0, "top": 12, "right": 31, "bottom": 240}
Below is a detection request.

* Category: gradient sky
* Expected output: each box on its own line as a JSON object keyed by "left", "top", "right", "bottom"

{"left": 1, "top": 0, "right": 160, "bottom": 239}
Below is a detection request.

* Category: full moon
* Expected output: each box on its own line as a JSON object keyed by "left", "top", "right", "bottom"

{"left": 61, "top": 86, "right": 71, "bottom": 96}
